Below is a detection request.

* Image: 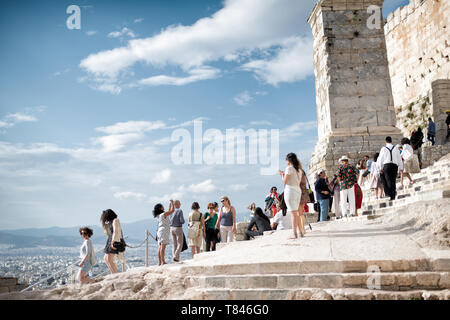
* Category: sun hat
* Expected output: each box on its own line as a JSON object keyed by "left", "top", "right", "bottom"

{"left": 339, "top": 155, "right": 349, "bottom": 162}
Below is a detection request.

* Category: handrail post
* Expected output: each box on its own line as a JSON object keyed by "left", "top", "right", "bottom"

{"left": 145, "top": 230, "right": 149, "bottom": 267}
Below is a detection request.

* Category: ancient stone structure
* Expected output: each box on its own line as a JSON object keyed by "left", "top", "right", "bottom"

{"left": 384, "top": 0, "right": 450, "bottom": 141}
{"left": 307, "top": 0, "right": 403, "bottom": 179}
{"left": 308, "top": 0, "right": 450, "bottom": 180}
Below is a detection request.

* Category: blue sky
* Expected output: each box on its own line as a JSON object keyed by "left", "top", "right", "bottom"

{"left": 0, "top": 0, "right": 408, "bottom": 229}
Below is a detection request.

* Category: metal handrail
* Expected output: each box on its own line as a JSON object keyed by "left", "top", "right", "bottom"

{"left": 20, "top": 230, "right": 154, "bottom": 292}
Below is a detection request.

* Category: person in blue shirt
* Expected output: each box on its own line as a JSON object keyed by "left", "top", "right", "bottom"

{"left": 427, "top": 118, "right": 436, "bottom": 146}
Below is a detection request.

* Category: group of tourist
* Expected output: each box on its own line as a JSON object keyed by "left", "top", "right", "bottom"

{"left": 152, "top": 196, "right": 237, "bottom": 265}
{"left": 75, "top": 127, "right": 441, "bottom": 285}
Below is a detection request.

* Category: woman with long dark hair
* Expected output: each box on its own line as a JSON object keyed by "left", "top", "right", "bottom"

{"left": 100, "top": 209, "right": 124, "bottom": 274}
{"left": 153, "top": 200, "right": 175, "bottom": 266}
{"left": 244, "top": 207, "right": 272, "bottom": 240}
{"left": 279, "top": 153, "right": 307, "bottom": 239}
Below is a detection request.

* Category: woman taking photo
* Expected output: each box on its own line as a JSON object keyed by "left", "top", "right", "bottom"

{"left": 215, "top": 196, "right": 237, "bottom": 243}
{"left": 188, "top": 202, "right": 204, "bottom": 257}
{"left": 279, "top": 153, "right": 307, "bottom": 239}
{"left": 153, "top": 200, "right": 175, "bottom": 266}
{"left": 100, "top": 209, "right": 124, "bottom": 274}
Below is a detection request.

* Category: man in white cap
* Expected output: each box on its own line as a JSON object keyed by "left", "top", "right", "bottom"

{"left": 377, "top": 136, "right": 403, "bottom": 200}
{"left": 335, "top": 155, "right": 359, "bottom": 217}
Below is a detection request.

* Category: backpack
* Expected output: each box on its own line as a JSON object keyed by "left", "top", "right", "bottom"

{"left": 188, "top": 211, "right": 202, "bottom": 238}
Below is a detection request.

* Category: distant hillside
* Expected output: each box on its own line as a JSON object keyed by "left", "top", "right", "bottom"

{"left": 0, "top": 218, "right": 163, "bottom": 248}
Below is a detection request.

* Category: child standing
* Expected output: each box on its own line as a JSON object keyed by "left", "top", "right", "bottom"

{"left": 78, "top": 227, "right": 96, "bottom": 284}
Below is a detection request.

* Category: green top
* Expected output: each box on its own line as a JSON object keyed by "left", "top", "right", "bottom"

{"left": 204, "top": 212, "right": 218, "bottom": 229}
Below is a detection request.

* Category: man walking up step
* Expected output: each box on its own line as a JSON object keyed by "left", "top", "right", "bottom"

{"left": 336, "top": 155, "right": 359, "bottom": 217}
{"left": 377, "top": 137, "right": 403, "bottom": 201}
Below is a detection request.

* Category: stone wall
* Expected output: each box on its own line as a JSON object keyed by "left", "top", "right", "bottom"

{"left": 384, "top": 0, "right": 450, "bottom": 138}
{"left": 421, "top": 144, "right": 450, "bottom": 168}
{"left": 307, "top": 0, "right": 403, "bottom": 181}
{"left": 0, "top": 277, "right": 26, "bottom": 294}
{"left": 432, "top": 80, "right": 450, "bottom": 145}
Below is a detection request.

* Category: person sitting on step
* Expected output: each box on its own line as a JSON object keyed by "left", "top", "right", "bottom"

{"left": 244, "top": 207, "right": 272, "bottom": 240}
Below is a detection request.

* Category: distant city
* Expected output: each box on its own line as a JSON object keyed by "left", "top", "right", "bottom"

{"left": 0, "top": 243, "right": 191, "bottom": 291}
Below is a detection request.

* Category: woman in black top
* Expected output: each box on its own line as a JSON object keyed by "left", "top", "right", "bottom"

{"left": 244, "top": 207, "right": 272, "bottom": 240}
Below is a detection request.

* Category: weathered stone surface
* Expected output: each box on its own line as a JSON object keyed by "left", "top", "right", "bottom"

{"left": 416, "top": 273, "right": 441, "bottom": 287}
{"left": 439, "top": 273, "right": 450, "bottom": 289}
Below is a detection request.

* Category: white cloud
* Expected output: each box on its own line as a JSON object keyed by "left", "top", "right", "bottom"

{"left": 96, "top": 120, "right": 166, "bottom": 134}
{"left": 249, "top": 120, "right": 272, "bottom": 126}
{"left": 114, "top": 191, "right": 147, "bottom": 201}
{"left": 53, "top": 69, "right": 70, "bottom": 76}
{"left": 280, "top": 120, "right": 317, "bottom": 139}
{"left": 6, "top": 113, "right": 37, "bottom": 122}
{"left": 86, "top": 30, "right": 97, "bottom": 36}
{"left": 181, "top": 179, "right": 217, "bottom": 193}
{"left": 166, "top": 117, "right": 210, "bottom": 129}
{"left": 233, "top": 91, "right": 253, "bottom": 106}
{"left": 241, "top": 37, "right": 313, "bottom": 86}
{"left": 0, "top": 107, "right": 45, "bottom": 132}
{"left": 108, "top": 27, "right": 136, "bottom": 39}
{"left": 153, "top": 136, "right": 172, "bottom": 146}
{"left": 93, "top": 133, "right": 144, "bottom": 152}
{"left": 94, "top": 83, "right": 122, "bottom": 95}
{"left": 0, "top": 120, "right": 13, "bottom": 128}
{"left": 134, "top": 18, "right": 144, "bottom": 23}
{"left": 151, "top": 169, "right": 172, "bottom": 184}
{"left": 230, "top": 183, "right": 248, "bottom": 191}
{"left": 139, "top": 66, "right": 220, "bottom": 87}
{"left": 79, "top": 0, "right": 315, "bottom": 92}
{"left": 148, "top": 191, "right": 184, "bottom": 204}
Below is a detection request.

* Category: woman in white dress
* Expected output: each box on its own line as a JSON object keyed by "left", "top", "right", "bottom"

{"left": 279, "top": 153, "right": 305, "bottom": 239}
{"left": 400, "top": 138, "right": 416, "bottom": 187}
{"left": 153, "top": 200, "right": 175, "bottom": 266}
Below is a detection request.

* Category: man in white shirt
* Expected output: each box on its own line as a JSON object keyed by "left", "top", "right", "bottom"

{"left": 271, "top": 211, "right": 292, "bottom": 230}
{"left": 377, "top": 136, "right": 403, "bottom": 200}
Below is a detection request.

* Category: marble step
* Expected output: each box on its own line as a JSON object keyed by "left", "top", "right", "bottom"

{"left": 186, "top": 271, "right": 450, "bottom": 291}
{"left": 362, "top": 181, "right": 450, "bottom": 207}
{"left": 363, "top": 175, "right": 450, "bottom": 203}
{"left": 189, "top": 287, "right": 450, "bottom": 300}
{"left": 361, "top": 188, "right": 450, "bottom": 214}
{"left": 174, "top": 258, "right": 450, "bottom": 277}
